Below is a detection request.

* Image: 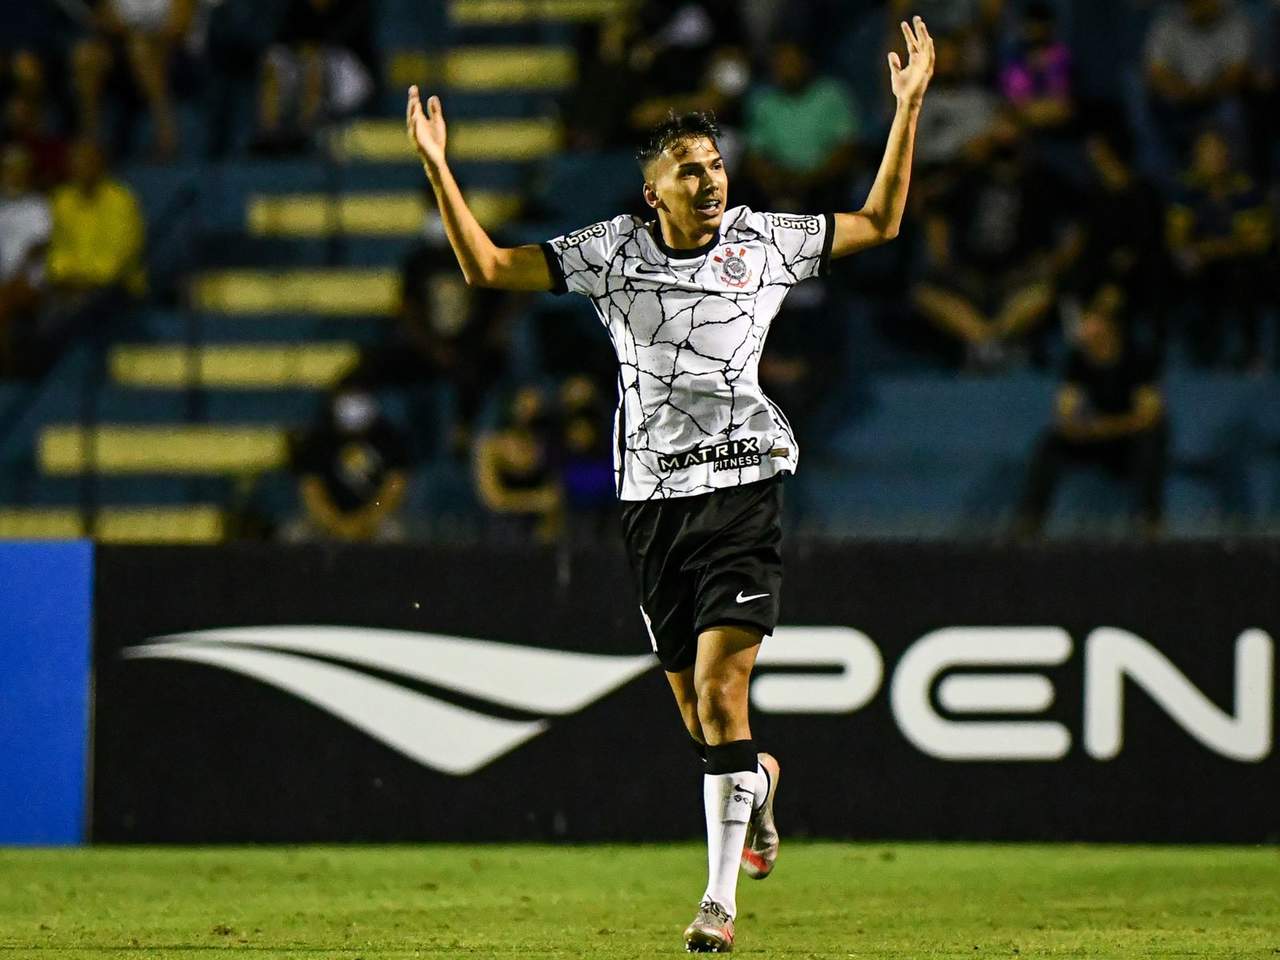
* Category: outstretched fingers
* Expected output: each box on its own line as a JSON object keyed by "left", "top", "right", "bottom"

{"left": 915, "top": 16, "right": 931, "bottom": 46}
{"left": 900, "top": 19, "right": 918, "bottom": 56}
{"left": 915, "top": 17, "right": 935, "bottom": 67}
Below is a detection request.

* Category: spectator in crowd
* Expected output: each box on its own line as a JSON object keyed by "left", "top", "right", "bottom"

{"left": 626, "top": 0, "right": 742, "bottom": 98}
{"left": 0, "top": 1, "right": 69, "bottom": 114}
{"left": 1, "top": 1, "right": 70, "bottom": 186}
{"left": 473, "top": 385, "right": 563, "bottom": 543}
{"left": 21, "top": 139, "right": 145, "bottom": 373}
{"left": 255, "top": 0, "right": 376, "bottom": 151}
{"left": 4, "top": 92, "right": 69, "bottom": 189}
{"left": 73, "top": 0, "right": 195, "bottom": 160}
{"left": 1069, "top": 117, "right": 1167, "bottom": 325}
{"left": 203, "top": 0, "right": 281, "bottom": 157}
{"left": 566, "top": 2, "right": 748, "bottom": 156}
{"left": 911, "top": 113, "right": 1075, "bottom": 370}
{"left": 1166, "top": 128, "right": 1272, "bottom": 370}
{"left": 368, "top": 221, "right": 511, "bottom": 454}
{"left": 566, "top": 16, "right": 646, "bottom": 151}
{"left": 1016, "top": 283, "right": 1168, "bottom": 539}
{"left": 999, "top": 1, "right": 1073, "bottom": 135}
{"left": 628, "top": 45, "right": 751, "bottom": 161}
{"left": 557, "top": 374, "right": 615, "bottom": 536}
{"left": 0, "top": 145, "right": 51, "bottom": 377}
{"left": 745, "top": 40, "right": 859, "bottom": 211}
{"left": 46, "top": 139, "right": 144, "bottom": 297}
{"left": 915, "top": 34, "right": 999, "bottom": 173}
{"left": 287, "top": 383, "right": 412, "bottom": 542}
{"left": 759, "top": 276, "right": 846, "bottom": 454}
{"left": 1, "top": 48, "right": 49, "bottom": 115}
{"left": 1144, "top": 0, "right": 1252, "bottom": 159}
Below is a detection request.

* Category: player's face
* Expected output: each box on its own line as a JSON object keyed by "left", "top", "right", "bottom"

{"left": 644, "top": 137, "right": 729, "bottom": 240}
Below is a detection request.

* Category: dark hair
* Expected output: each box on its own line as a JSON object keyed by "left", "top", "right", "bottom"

{"left": 635, "top": 111, "right": 721, "bottom": 174}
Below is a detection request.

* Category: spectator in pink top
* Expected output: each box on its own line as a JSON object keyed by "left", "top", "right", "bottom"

{"left": 1000, "top": 1, "right": 1073, "bottom": 132}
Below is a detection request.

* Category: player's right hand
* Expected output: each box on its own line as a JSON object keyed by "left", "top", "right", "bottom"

{"left": 407, "top": 85, "right": 447, "bottom": 169}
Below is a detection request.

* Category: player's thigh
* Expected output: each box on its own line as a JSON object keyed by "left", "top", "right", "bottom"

{"left": 693, "top": 624, "right": 764, "bottom": 702}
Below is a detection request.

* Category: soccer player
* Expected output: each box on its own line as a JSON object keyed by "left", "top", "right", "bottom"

{"left": 407, "top": 19, "right": 934, "bottom": 953}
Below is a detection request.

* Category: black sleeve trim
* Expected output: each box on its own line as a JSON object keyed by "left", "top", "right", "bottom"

{"left": 819, "top": 212, "right": 836, "bottom": 277}
{"left": 540, "top": 241, "right": 568, "bottom": 296}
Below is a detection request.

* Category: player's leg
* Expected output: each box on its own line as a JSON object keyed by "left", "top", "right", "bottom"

{"left": 693, "top": 625, "right": 760, "bottom": 745}
{"left": 695, "top": 625, "right": 778, "bottom": 874}
{"left": 682, "top": 626, "right": 761, "bottom": 952}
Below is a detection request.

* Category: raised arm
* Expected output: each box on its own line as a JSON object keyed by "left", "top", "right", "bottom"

{"left": 407, "top": 86, "right": 553, "bottom": 291}
{"left": 830, "top": 17, "right": 934, "bottom": 259}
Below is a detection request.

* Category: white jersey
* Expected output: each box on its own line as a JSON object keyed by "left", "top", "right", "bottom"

{"left": 543, "top": 205, "right": 833, "bottom": 501}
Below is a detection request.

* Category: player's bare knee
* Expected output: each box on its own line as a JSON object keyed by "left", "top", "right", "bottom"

{"left": 694, "top": 678, "right": 744, "bottom": 730}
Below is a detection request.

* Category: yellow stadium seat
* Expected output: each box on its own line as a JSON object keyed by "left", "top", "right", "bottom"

{"left": 110, "top": 343, "right": 360, "bottom": 389}
{"left": 191, "top": 269, "right": 398, "bottom": 315}
{"left": 444, "top": 46, "right": 576, "bottom": 90}
{"left": 247, "top": 191, "right": 520, "bottom": 237}
{"left": 0, "top": 509, "right": 82, "bottom": 540}
{"left": 40, "top": 426, "right": 288, "bottom": 475}
{"left": 94, "top": 506, "right": 225, "bottom": 544}
{"left": 337, "top": 118, "right": 560, "bottom": 163}
{"left": 449, "top": 0, "right": 629, "bottom": 24}
{"left": 388, "top": 50, "right": 438, "bottom": 90}
{"left": 0, "top": 506, "right": 225, "bottom": 543}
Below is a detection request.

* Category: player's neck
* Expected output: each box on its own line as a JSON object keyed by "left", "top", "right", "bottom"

{"left": 654, "top": 217, "right": 719, "bottom": 258}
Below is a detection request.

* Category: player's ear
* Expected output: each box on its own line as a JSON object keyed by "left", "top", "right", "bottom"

{"left": 642, "top": 181, "right": 661, "bottom": 211}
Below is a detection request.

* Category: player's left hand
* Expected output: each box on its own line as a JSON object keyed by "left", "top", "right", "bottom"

{"left": 890, "top": 16, "right": 935, "bottom": 108}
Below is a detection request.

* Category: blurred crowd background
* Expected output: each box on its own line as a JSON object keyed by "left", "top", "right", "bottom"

{"left": 0, "top": 0, "right": 1278, "bottom": 544}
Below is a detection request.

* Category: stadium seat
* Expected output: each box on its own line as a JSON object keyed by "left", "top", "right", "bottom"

{"left": 191, "top": 270, "right": 399, "bottom": 315}
{"left": 109, "top": 343, "right": 361, "bottom": 390}
{"left": 448, "top": 0, "right": 627, "bottom": 26}
{"left": 39, "top": 426, "right": 288, "bottom": 475}
{"left": 0, "top": 505, "right": 224, "bottom": 543}
{"left": 335, "top": 117, "right": 561, "bottom": 163}
{"left": 246, "top": 191, "right": 520, "bottom": 236}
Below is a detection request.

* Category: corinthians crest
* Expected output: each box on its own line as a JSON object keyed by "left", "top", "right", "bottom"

{"left": 713, "top": 246, "right": 753, "bottom": 288}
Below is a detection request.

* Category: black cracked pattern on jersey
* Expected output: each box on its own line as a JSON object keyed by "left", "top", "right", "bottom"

{"left": 549, "top": 207, "right": 829, "bottom": 501}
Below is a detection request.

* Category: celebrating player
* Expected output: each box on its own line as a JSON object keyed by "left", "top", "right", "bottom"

{"left": 407, "top": 18, "right": 933, "bottom": 953}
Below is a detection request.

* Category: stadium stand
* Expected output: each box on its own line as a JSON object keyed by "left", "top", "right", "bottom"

{"left": 0, "top": 0, "right": 1277, "bottom": 542}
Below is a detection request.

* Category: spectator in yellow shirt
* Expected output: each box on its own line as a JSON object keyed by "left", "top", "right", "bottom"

{"left": 46, "top": 140, "right": 145, "bottom": 297}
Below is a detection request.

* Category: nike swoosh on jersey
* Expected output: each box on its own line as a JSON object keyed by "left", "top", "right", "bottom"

{"left": 736, "top": 591, "right": 770, "bottom": 603}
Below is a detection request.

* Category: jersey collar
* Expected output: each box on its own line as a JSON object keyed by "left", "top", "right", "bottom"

{"left": 649, "top": 220, "right": 720, "bottom": 260}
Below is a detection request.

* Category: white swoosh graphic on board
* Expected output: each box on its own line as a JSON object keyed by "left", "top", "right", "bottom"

{"left": 122, "top": 627, "right": 658, "bottom": 775}
{"left": 138, "top": 626, "right": 656, "bottom": 715}
{"left": 123, "top": 642, "right": 549, "bottom": 775}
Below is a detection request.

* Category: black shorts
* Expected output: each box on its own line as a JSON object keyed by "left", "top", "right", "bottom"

{"left": 620, "top": 476, "right": 784, "bottom": 673}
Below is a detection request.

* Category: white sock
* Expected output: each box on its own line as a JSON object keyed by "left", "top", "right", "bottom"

{"left": 701, "top": 768, "right": 763, "bottom": 917}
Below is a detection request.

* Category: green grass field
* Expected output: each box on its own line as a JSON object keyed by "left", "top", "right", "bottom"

{"left": 1, "top": 844, "right": 1277, "bottom": 958}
